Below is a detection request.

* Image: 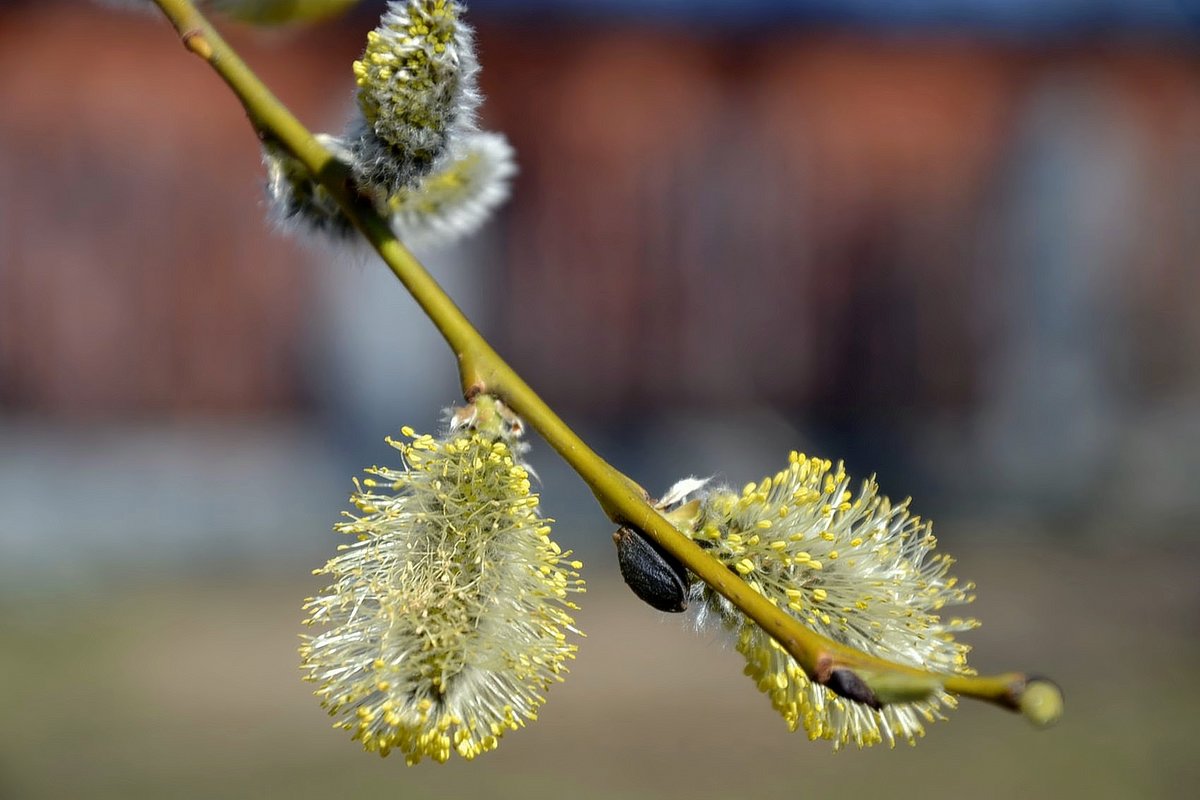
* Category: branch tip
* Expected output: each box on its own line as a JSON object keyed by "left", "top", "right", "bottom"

{"left": 1017, "top": 676, "right": 1063, "bottom": 728}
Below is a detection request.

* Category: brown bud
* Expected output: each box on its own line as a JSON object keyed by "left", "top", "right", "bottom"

{"left": 613, "top": 526, "right": 690, "bottom": 613}
{"left": 824, "top": 668, "right": 883, "bottom": 710}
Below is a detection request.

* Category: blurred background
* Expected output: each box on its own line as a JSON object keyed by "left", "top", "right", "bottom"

{"left": 2, "top": 0, "right": 1199, "bottom": 797}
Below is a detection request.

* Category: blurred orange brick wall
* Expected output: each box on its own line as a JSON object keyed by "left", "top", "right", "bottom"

{"left": 3, "top": 3, "right": 1199, "bottom": 420}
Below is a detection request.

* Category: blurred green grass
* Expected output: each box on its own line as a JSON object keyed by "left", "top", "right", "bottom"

{"left": 1, "top": 540, "right": 1196, "bottom": 800}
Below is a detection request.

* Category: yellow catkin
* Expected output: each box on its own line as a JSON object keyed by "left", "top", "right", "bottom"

{"left": 678, "top": 454, "right": 977, "bottom": 748}
{"left": 301, "top": 397, "right": 584, "bottom": 763}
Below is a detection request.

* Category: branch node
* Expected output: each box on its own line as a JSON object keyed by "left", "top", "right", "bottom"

{"left": 182, "top": 29, "right": 213, "bottom": 60}
{"left": 813, "top": 653, "right": 835, "bottom": 684}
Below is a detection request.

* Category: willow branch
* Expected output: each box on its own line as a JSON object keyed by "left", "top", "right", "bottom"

{"left": 149, "top": 0, "right": 1060, "bottom": 726}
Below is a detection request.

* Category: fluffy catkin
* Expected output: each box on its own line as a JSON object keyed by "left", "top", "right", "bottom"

{"left": 301, "top": 399, "right": 584, "bottom": 764}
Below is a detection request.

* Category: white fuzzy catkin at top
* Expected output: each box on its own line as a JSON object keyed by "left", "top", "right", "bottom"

{"left": 262, "top": 1, "right": 516, "bottom": 248}
{"left": 682, "top": 452, "right": 979, "bottom": 748}
{"left": 350, "top": 0, "right": 481, "bottom": 195}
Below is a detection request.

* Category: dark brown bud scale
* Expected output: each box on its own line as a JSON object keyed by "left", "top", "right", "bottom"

{"left": 613, "top": 526, "right": 690, "bottom": 613}
{"left": 824, "top": 668, "right": 883, "bottom": 710}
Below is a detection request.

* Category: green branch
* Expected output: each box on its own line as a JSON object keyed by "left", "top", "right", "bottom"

{"left": 149, "top": 0, "right": 1061, "bottom": 728}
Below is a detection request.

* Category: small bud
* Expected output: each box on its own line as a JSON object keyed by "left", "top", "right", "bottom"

{"left": 855, "top": 670, "right": 942, "bottom": 706}
{"left": 1018, "top": 677, "right": 1064, "bottom": 728}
